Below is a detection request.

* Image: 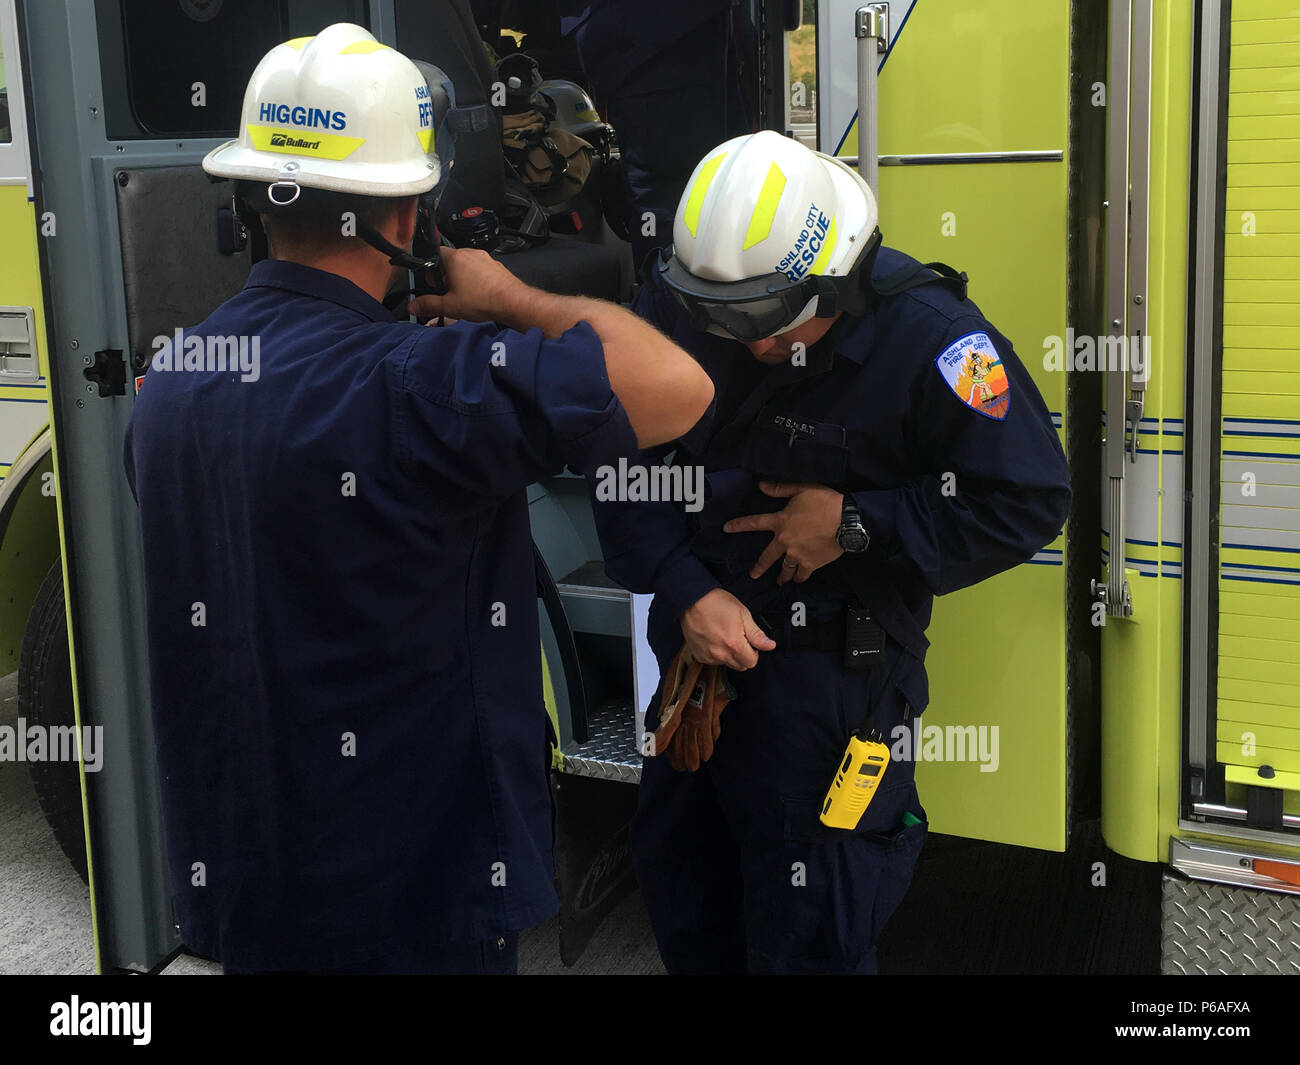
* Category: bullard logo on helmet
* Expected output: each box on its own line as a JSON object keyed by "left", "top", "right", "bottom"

{"left": 269, "top": 133, "right": 322, "bottom": 150}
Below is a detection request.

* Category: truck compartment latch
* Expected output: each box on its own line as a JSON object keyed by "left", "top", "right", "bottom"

{"left": 1244, "top": 783, "right": 1284, "bottom": 831}
{"left": 84, "top": 348, "right": 127, "bottom": 397}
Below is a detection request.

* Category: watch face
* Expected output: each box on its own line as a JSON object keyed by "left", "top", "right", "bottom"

{"left": 839, "top": 526, "right": 869, "bottom": 553}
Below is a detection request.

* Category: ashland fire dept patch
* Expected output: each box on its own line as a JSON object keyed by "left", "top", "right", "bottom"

{"left": 934, "top": 331, "right": 1011, "bottom": 420}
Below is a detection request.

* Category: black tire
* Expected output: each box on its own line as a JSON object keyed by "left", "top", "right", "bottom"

{"left": 17, "top": 559, "right": 88, "bottom": 883}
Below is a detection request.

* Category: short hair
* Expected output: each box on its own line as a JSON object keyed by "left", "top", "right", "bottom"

{"left": 236, "top": 183, "right": 413, "bottom": 259}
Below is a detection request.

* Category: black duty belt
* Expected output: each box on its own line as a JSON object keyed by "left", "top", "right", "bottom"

{"left": 754, "top": 606, "right": 886, "bottom": 672}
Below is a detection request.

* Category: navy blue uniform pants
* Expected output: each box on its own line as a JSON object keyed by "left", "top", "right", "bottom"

{"left": 632, "top": 646, "right": 927, "bottom": 974}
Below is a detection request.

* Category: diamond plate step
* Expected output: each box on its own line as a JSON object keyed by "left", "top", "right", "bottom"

{"left": 1161, "top": 874, "right": 1300, "bottom": 974}
{"left": 561, "top": 699, "right": 642, "bottom": 783}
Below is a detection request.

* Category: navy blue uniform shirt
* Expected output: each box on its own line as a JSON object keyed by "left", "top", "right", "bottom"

{"left": 123, "top": 259, "right": 636, "bottom": 970}
{"left": 592, "top": 247, "right": 1072, "bottom": 712}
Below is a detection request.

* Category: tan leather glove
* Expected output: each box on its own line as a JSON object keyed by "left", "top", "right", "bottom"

{"left": 651, "top": 646, "right": 736, "bottom": 772}
{"left": 651, "top": 645, "right": 704, "bottom": 757}
{"left": 669, "top": 663, "right": 735, "bottom": 772}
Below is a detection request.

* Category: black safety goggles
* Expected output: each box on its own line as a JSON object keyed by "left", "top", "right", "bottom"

{"left": 656, "top": 230, "right": 879, "bottom": 342}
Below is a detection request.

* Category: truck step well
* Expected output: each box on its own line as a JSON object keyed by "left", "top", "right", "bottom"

{"left": 561, "top": 699, "right": 641, "bottom": 783}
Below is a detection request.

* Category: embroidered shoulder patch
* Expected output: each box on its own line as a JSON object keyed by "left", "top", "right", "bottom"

{"left": 934, "top": 331, "right": 1011, "bottom": 420}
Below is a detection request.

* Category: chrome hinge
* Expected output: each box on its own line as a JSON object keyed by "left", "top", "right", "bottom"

{"left": 1125, "top": 323, "right": 1148, "bottom": 463}
{"left": 856, "top": 3, "right": 890, "bottom": 45}
{"left": 1092, "top": 574, "right": 1131, "bottom": 620}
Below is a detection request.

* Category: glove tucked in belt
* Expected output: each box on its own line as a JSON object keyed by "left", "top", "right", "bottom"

{"left": 651, "top": 645, "right": 736, "bottom": 772}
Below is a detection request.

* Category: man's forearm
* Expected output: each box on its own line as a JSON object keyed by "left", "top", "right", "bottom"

{"left": 497, "top": 283, "right": 678, "bottom": 360}
{"left": 496, "top": 283, "right": 614, "bottom": 340}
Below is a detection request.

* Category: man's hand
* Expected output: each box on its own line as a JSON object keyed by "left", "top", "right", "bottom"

{"left": 680, "top": 588, "right": 776, "bottom": 670}
{"left": 723, "top": 481, "right": 844, "bottom": 584}
{"left": 408, "top": 247, "right": 526, "bottom": 324}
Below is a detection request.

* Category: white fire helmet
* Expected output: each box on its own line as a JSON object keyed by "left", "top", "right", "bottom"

{"left": 666, "top": 130, "right": 880, "bottom": 338}
{"left": 203, "top": 23, "right": 440, "bottom": 202}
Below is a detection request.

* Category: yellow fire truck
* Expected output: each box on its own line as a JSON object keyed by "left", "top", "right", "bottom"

{"left": 0, "top": 0, "right": 1296, "bottom": 974}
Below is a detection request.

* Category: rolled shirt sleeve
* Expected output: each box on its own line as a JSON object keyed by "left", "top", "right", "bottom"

{"left": 392, "top": 319, "right": 638, "bottom": 505}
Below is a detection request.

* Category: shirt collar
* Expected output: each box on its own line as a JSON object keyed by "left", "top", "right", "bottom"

{"left": 769, "top": 311, "right": 870, "bottom": 377}
{"left": 822, "top": 249, "right": 890, "bottom": 365}
{"left": 243, "top": 259, "right": 396, "bottom": 324}
{"left": 828, "top": 310, "right": 874, "bottom": 366}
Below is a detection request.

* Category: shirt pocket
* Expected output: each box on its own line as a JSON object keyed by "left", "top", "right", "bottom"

{"left": 744, "top": 414, "right": 849, "bottom": 487}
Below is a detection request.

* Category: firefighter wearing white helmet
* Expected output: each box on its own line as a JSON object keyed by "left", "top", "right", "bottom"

{"left": 125, "top": 23, "right": 713, "bottom": 974}
{"left": 591, "top": 130, "right": 1071, "bottom": 973}
{"left": 657, "top": 129, "right": 882, "bottom": 341}
{"left": 202, "top": 22, "right": 448, "bottom": 284}
{"left": 204, "top": 22, "right": 439, "bottom": 198}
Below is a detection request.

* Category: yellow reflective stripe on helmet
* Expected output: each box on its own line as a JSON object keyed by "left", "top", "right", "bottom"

{"left": 809, "top": 215, "right": 837, "bottom": 275}
{"left": 282, "top": 37, "right": 314, "bottom": 50}
{"left": 419, "top": 128, "right": 434, "bottom": 153}
{"left": 339, "top": 40, "right": 389, "bottom": 55}
{"left": 682, "top": 152, "right": 727, "bottom": 238}
{"left": 742, "top": 163, "right": 787, "bottom": 250}
{"left": 248, "top": 125, "right": 367, "bottom": 162}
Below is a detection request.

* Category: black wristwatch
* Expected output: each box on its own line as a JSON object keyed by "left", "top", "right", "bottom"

{"left": 836, "top": 498, "right": 870, "bottom": 553}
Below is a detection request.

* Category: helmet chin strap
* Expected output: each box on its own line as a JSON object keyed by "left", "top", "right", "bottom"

{"left": 231, "top": 177, "right": 450, "bottom": 297}
{"left": 823, "top": 231, "right": 881, "bottom": 318}
{"left": 355, "top": 222, "right": 448, "bottom": 296}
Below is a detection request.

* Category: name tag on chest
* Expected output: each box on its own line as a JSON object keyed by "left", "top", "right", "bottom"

{"left": 761, "top": 411, "right": 847, "bottom": 447}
